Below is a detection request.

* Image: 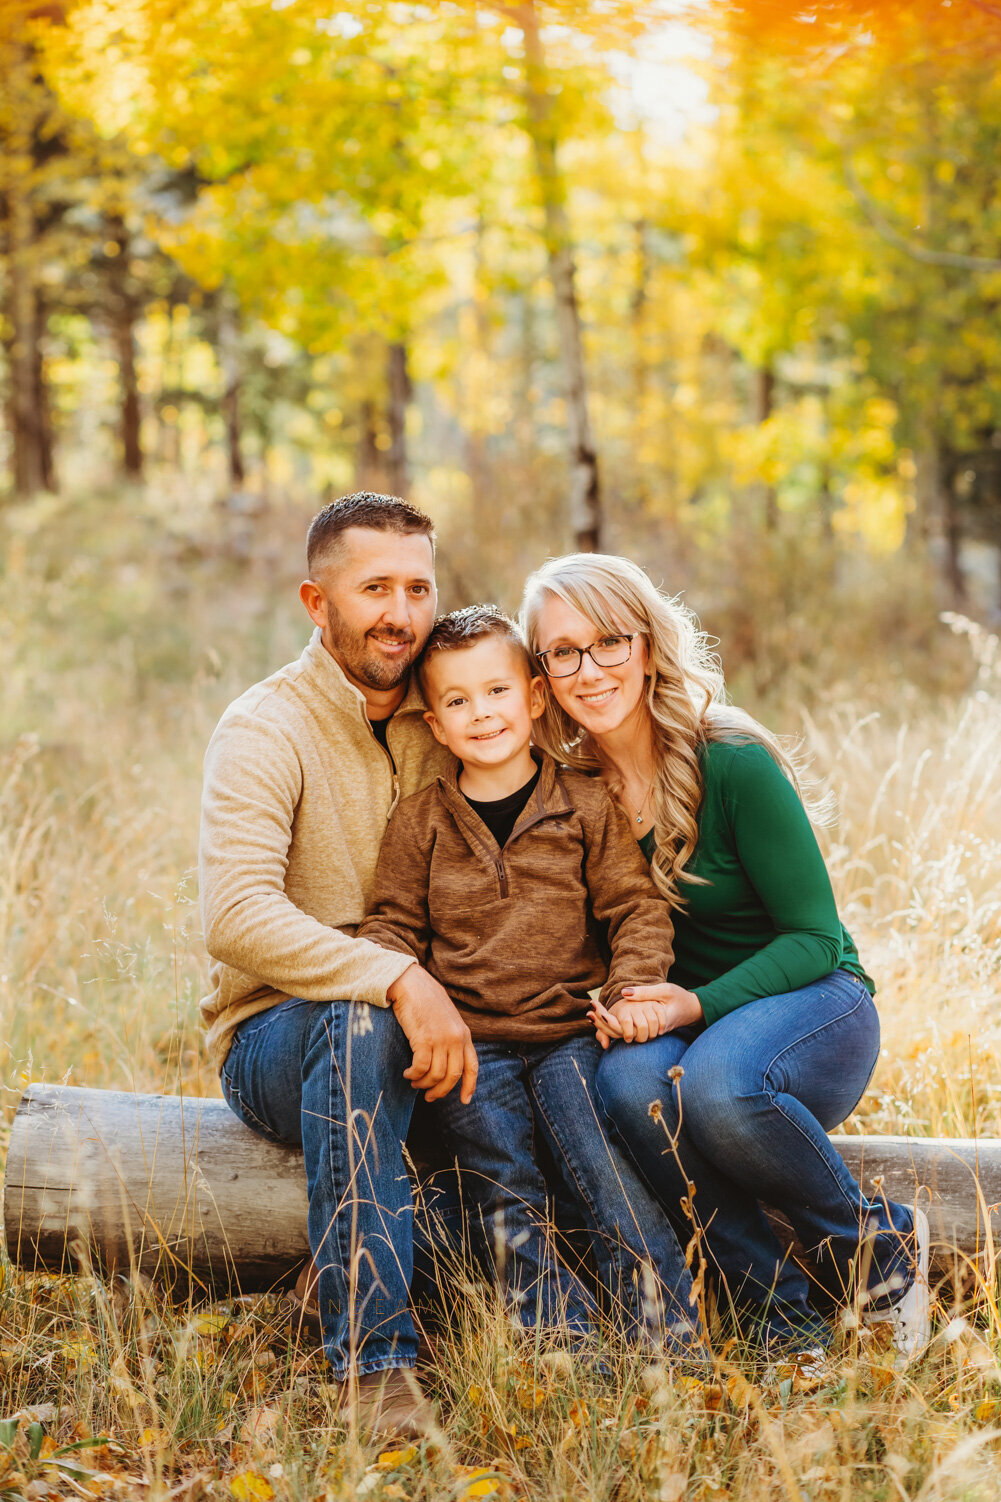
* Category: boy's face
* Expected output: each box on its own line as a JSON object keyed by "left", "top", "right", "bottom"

{"left": 422, "top": 636, "right": 545, "bottom": 773}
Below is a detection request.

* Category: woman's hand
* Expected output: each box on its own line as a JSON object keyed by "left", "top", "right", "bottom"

{"left": 588, "top": 995, "right": 673, "bottom": 1049}
{"left": 621, "top": 982, "right": 704, "bottom": 1033}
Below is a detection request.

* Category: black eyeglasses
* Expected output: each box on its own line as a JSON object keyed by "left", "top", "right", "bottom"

{"left": 536, "top": 633, "right": 638, "bottom": 679}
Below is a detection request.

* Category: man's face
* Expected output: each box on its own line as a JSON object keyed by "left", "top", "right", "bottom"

{"left": 303, "top": 527, "right": 437, "bottom": 693}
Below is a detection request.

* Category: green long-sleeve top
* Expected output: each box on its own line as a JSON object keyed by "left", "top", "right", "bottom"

{"left": 639, "top": 739, "right": 873, "bottom": 1025}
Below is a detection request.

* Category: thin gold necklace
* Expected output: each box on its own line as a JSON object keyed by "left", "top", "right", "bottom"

{"left": 632, "top": 777, "right": 656, "bottom": 825}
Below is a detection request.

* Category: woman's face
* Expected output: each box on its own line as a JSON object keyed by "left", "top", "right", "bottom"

{"left": 534, "top": 593, "right": 650, "bottom": 740}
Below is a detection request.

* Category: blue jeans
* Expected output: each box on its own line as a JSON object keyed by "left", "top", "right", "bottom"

{"left": 595, "top": 970, "right": 915, "bottom": 1345}
{"left": 221, "top": 997, "right": 423, "bottom": 1379}
{"left": 432, "top": 1034, "right": 700, "bottom": 1343}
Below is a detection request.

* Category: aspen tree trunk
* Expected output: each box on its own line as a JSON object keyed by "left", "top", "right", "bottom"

{"left": 108, "top": 218, "right": 143, "bottom": 479}
{"left": 385, "top": 340, "right": 410, "bottom": 497}
{"left": 218, "top": 292, "right": 246, "bottom": 487}
{"left": 516, "top": 1, "right": 601, "bottom": 552}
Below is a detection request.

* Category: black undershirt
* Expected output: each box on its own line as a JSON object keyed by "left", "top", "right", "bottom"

{"left": 463, "top": 764, "right": 541, "bottom": 848}
{"left": 370, "top": 715, "right": 392, "bottom": 750}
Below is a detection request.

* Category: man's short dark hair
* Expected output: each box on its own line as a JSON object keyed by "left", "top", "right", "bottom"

{"left": 418, "top": 605, "right": 533, "bottom": 693}
{"left": 306, "top": 492, "right": 436, "bottom": 577}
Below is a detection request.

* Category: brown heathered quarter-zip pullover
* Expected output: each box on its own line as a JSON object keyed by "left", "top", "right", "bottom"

{"left": 357, "top": 751, "right": 675, "bottom": 1043}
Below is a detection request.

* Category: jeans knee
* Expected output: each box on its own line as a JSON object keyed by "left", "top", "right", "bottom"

{"left": 679, "top": 1058, "right": 759, "bottom": 1150}
{"left": 595, "top": 1047, "right": 679, "bottom": 1138}
{"left": 304, "top": 1000, "right": 410, "bottom": 1095}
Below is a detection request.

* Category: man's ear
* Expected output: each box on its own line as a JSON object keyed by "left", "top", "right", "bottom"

{"left": 423, "top": 708, "right": 449, "bottom": 746}
{"left": 299, "top": 579, "right": 326, "bottom": 629}
{"left": 528, "top": 675, "right": 547, "bottom": 720}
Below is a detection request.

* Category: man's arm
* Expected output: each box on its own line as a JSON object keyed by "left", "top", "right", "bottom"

{"left": 199, "top": 712, "right": 414, "bottom": 1005}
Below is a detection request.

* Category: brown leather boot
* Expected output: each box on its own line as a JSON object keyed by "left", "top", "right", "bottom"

{"left": 275, "top": 1257, "right": 322, "bottom": 1343}
{"left": 337, "top": 1367, "right": 435, "bottom": 1443}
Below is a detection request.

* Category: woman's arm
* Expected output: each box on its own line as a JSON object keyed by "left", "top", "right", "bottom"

{"left": 694, "top": 742, "right": 846, "bottom": 1025}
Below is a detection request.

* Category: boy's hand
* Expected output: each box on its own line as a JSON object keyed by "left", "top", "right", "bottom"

{"left": 588, "top": 985, "right": 703, "bottom": 1049}
{"left": 388, "top": 966, "right": 478, "bottom": 1103}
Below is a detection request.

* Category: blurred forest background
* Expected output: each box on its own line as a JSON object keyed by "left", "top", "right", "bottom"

{"left": 5, "top": 0, "right": 1001, "bottom": 657}
{"left": 3, "top": 0, "right": 1001, "bottom": 1107}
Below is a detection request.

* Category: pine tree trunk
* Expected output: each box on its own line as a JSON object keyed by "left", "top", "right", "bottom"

{"left": 941, "top": 453, "right": 967, "bottom": 606}
{"left": 517, "top": 0, "right": 601, "bottom": 552}
{"left": 218, "top": 293, "right": 246, "bottom": 487}
{"left": 386, "top": 340, "right": 410, "bottom": 497}
{"left": 356, "top": 399, "right": 381, "bottom": 491}
{"left": 751, "top": 365, "right": 777, "bottom": 531}
{"left": 6, "top": 152, "right": 47, "bottom": 496}
{"left": 107, "top": 218, "right": 143, "bottom": 479}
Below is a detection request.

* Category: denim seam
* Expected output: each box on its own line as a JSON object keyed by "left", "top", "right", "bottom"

{"left": 325, "top": 1004, "right": 363, "bottom": 1372}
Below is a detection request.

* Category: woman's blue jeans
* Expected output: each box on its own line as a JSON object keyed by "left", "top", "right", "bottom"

{"left": 220, "top": 996, "right": 427, "bottom": 1380}
{"left": 432, "top": 1034, "right": 699, "bottom": 1344}
{"left": 595, "top": 970, "right": 915, "bottom": 1343}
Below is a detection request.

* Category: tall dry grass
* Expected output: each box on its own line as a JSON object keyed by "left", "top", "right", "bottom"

{"left": 2, "top": 488, "right": 1001, "bottom": 1499}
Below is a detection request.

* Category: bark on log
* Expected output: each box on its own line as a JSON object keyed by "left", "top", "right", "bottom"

{"left": 3, "top": 1084, "right": 308, "bottom": 1294}
{"left": 4, "top": 1085, "right": 1000, "bottom": 1295}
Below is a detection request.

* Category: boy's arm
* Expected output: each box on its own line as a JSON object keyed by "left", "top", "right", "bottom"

{"left": 357, "top": 804, "right": 434, "bottom": 967}
{"left": 581, "top": 788, "right": 675, "bottom": 1010}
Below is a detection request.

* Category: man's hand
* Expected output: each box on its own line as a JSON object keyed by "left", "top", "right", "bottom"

{"left": 588, "top": 984, "right": 704, "bottom": 1050}
{"left": 387, "top": 965, "right": 478, "bottom": 1103}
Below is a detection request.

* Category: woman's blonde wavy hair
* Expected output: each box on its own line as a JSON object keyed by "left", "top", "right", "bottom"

{"left": 520, "top": 553, "right": 818, "bottom": 908}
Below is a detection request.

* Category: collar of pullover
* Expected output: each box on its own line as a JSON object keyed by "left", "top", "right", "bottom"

{"left": 300, "top": 627, "right": 431, "bottom": 725}
{"left": 438, "top": 749, "right": 574, "bottom": 849}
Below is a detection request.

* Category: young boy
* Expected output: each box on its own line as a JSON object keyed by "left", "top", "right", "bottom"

{"left": 358, "top": 606, "right": 699, "bottom": 1348}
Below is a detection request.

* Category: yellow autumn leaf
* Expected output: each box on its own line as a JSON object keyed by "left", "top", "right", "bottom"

{"left": 515, "top": 1382, "right": 546, "bottom": 1410}
{"left": 194, "top": 1311, "right": 230, "bottom": 1337}
{"left": 61, "top": 1340, "right": 95, "bottom": 1368}
{"left": 230, "top": 1471, "right": 275, "bottom": 1502}
{"left": 376, "top": 1445, "right": 419, "bottom": 1468}
{"left": 456, "top": 1467, "right": 505, "bottom": 1500}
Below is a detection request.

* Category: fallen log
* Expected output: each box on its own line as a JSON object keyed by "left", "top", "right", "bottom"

{"left": 3, "top": 1084, "right": 1000, "bottom": 1293}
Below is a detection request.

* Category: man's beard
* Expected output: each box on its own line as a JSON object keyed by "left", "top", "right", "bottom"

{"left": 325, "top": 600, "right": 419, "bottom": 691}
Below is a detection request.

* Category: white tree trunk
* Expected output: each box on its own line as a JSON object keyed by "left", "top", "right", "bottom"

{"left": 517, "top": 1, "right": 601, "bottom": 552}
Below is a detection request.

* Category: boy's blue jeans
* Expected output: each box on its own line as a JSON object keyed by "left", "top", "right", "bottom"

{"left": 220, "top": 996, "right": 429, "bottom": 1380}
{"left": 595, "top": 969, "right": 916, "bottom": 1345}
{"left": 431, "top": 1034, "right": 699, "bottom": 1342}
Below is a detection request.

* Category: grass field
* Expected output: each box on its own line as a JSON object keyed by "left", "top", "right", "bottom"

{"left": 3, "top": 487, "right": 1001, "bottom": 1500}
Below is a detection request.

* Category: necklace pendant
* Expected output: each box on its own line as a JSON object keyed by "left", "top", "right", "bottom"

{"left": 636, "top": 812, "right": 643, "bottom": 823}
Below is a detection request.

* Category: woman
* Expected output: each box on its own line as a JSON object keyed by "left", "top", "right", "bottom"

{"left": 520, "top": 552, "right": 930, "bottom": 1358}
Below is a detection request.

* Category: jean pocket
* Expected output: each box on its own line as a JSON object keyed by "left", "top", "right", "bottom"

{"left": 220, "top": 1065, "right": 285, "bottom": 1146}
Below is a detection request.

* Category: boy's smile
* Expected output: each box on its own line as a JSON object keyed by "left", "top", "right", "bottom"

{"left": 422, "top": 635, "right": 546, "bottom": 801}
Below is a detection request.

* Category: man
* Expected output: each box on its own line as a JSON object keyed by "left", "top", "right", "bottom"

{"left": 198, "top": 492, "right": 478, "bottom": 1440}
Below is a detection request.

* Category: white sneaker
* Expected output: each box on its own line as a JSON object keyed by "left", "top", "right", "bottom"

{"left": 863, "top": 1206, "right": 931, "bottom": 1362}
